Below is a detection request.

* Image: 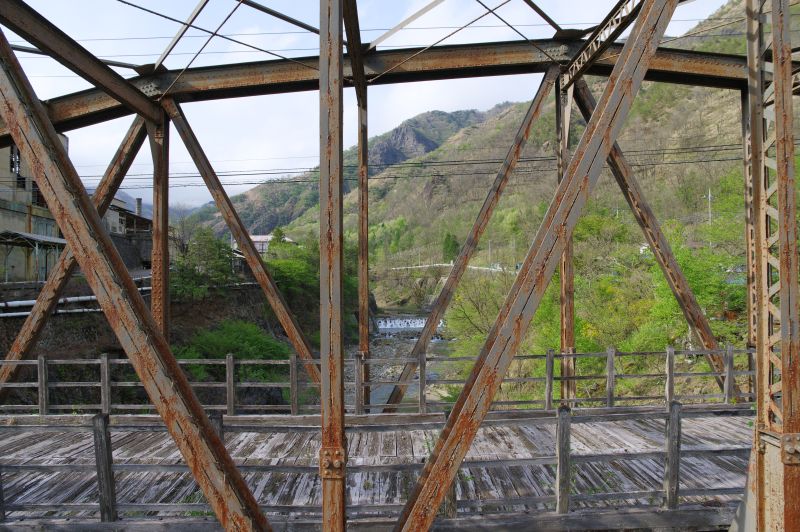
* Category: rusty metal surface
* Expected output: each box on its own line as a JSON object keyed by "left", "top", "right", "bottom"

{"left": 162, "top": 98, "right": 320, "bottom": 385}
{"left": 0, "top": 40, "right": 756, "bottom": 148}
{"left": 0, "top": 32, "right": 268, "bottom": 531}
{"left": 744, "top": 1, "right": 768, "bottom": 527}
{"left": 343, "top": 0, "right": 370, "bottom": 411}
{"left": 0, "top": 0, "right": 160, "bottom": 123}
{"left": 395, "top": 1, "right": 677, "bottom": 528}
{"left": 147, "top": 113, "right": 170, "bottom": 338}
{"left": 384, "top": 66, "right": 559, "bottom": 410}
{"left": 573, "top": 78, "right": 730, "bottom": 391}
{"left": 557, "top": 76, "right": 576, "bottom": 401}
{"left": 769, "top": 0, "right": 800, "bottom": 526}
{"left": 740, "top": 90, "right": 758, "bottom": 351}
{"left": 342, "top": 0, "right": 366, "bottom": 107}
{"left": 320, "top": 0, "right": 346, "bottom": 528}
{"left": 562, "top": 0, "right": 644, "bottom": 89}
{"left": 0, "top": 116, "right": 147, "bottom": 388}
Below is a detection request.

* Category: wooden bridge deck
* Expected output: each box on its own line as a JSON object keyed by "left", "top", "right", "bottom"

{"left": 0, "top": 410, "right": 752, "bottom": 528}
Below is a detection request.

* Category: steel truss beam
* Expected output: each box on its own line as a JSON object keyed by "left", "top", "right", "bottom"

{"left": 0, "top": 117, "right": 147, "bottom": 387}
{"left": 162, "top": 99, "right": 321, "bottom": 384}
{"left": 343, "top": 0, "right": 370, "bottom": 412}
{"left": 562, "top": 0, "right": 644, "bottom": 90}
{"left": 153, "top": 0, "right": 211, "bottom": 72}
{"left": 572, "top": 77, "right": 729, "bottom": 390}
{"left": 0, "top": 31, "right": 268, "bottom": 530}
{"left": 396, "top": 2, "right": 678, "bottom": 527}
{"left": 384, "top": 66, "right": 559, "bottom": 411}
{"left": 0, "top": 0, "right": 160, "bottom": 123}
{"left": 367, "top": 0, "right": 446, "bottom": 52}
{"left": 0, "top": 40, "right": 757, "bottom": 148}
{"left": 319, "top": 0, "right": 346, "bottom": 527}
{"left": 147, "top": 113, "right": 170, "bottom": 337}
{"left": 241, "top": 0, "right": 321, "bottom": 37}
{"left": 557, "top": 76, "right": 576, "bottom": 401}
{"left": 745, "top": 0, "right": 800, "bottom": 528}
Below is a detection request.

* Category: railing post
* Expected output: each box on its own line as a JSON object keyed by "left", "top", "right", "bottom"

{"left": 663, "top": 401, "right": 681, "bottom": 509}
{"left": 100, "top": 353, "right": 111, "bottom": 415}
{"left": 556, "top": 405, "right": 571, "bottom": 514}
{"left": 606, "top": 347, "right": 616, "bottom": 407}
{"left": 665, "top": 346, "right": 675, "bottom": 405}
{"left": 225, "top": 353, "right": 235, "bottom": 416}
{"left": 92, "top": 413, "right": 117, "bottom": 522}
{"left": 290, "top": 353, "right": 298, "bottom": 416}
{"left": 418, "top": 350, "right": 427, "bottom": 414}
{"left": 545, "top": 349, "right": 554, "bottom": 410}
{"left": 37, "top": 355, "right": 48, "bottom": 416}
{"left": 354, "top": 352, "right": 364, "bottom": 415}
{"left": 724, "top": 344, "right": 735, "bottom": 403}
{"left": 209, "top": 410, "right": 223, "bottom": 441}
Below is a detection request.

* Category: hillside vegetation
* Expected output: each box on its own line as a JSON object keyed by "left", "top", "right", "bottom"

{"left": 189, "top": 0, "right": 797, "bottom": 364}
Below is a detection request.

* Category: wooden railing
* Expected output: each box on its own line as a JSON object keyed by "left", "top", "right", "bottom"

{"left": 0, "top": 402, "right": 752, "bottom": 524}
{"left": 0, "top": 347, "right": 755, "bottom": 415}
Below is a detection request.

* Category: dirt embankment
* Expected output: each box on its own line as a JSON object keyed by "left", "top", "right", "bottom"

{"left": 0, "top": 285, "right": 276, "bottom": 359}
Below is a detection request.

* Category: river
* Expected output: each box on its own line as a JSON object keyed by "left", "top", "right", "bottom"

{"left": 346, "top": 315, "right": 452, "bottom": 410}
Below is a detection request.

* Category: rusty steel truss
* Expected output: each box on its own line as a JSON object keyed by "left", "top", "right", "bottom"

{"left": 0, "top": 0, "right": 796, "bottom": 529}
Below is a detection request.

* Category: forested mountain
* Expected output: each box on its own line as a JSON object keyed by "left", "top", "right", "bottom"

{"left": 188, "top": 107, "right": 506, "bottom": 235}
{"left": 191, "top": 0, "right": 795, "bottom": 356}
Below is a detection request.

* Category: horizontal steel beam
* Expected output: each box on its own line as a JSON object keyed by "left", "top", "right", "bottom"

{"left": 0, "top": 0, "right": 160, "bottom": 123}
{"left": 0, "top": 39, "right": 754, "bottom": 146}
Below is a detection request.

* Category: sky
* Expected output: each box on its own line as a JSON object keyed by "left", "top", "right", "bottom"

{"left": 5, "top": 0, "right": 731, "bottom": 206}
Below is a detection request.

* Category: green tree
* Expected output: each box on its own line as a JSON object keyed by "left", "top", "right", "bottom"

{"left": 170, "top": 227, "right": 236, "bottom": 300}
{"left": 442, "top": 232, "right": 459, "bottom": 262}
{"left": 272, "top": 226, "right": 286, "bottom": 243}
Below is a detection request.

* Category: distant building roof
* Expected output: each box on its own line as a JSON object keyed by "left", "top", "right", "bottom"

{"left": 0, "top": 230, "right": 66, "bottom": 248}
{"left": 249, "top": 234, "right": 294, "bottom": 244}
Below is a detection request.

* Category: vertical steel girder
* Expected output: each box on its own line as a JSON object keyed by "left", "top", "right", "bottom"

{"left": 0, "top": 32, "right": 268, "bottom": 531}
{"left": 0, "top": 117, "right": 147, "bottom": 387}
{"left": 573, "top": 78, "right": 730, "bottom": 391}
{"left": 357, "top": 96, "right": 370, "bottom": 410}
{"left": 556, "top": 75, "right": 576, "bottom": 401}
{"left": 396, "top": 1, "right": 677, "bottom": 528}
{"left": 384, "top": 66, "right": 559, "bottom": 411}
{"left": 746, "top": 0, "right": 800, "bottom": 528}
{"left": 319, "top": 0, "right": 346, "bottom": 528}
{"left": 147, "top": 114, "right": 170, "bottom": 337}
{"left": 343, "top": 0, "right": 370, "bottom": 409}
{"left": 162, "top": 98, "right": 321, "bottom": 384}
{"left": 0, "top": 0, "right": 160, "bottom": 123}
{"left": 741, "top": 90, "right": 759, "bottom": 350}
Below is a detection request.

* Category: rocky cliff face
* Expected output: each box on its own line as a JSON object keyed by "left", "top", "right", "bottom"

{"left": 189, "top": 107, "right": 505, "bottom": 236}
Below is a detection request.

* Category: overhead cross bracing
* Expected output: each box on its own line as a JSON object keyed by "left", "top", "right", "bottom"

{"left": 0, "top": 0, "right": 794, "bottom": 530}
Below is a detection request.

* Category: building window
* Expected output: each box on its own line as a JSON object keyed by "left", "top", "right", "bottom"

{"left": 31, "top": 181, "right": 46, "bottom": 208}
{"left": 10, "top": 145, "right": 24, "bottom": 189}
